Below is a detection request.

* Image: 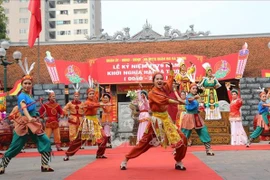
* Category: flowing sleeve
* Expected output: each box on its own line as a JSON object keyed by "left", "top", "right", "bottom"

{"left": 163, "top": 70, "right": 174, "bottom": 94}
{"left": 214, "top": 77, "right": 222, "bottom": 89}
{"left": 227, "top": 89, "right": 232, "bottom": 102}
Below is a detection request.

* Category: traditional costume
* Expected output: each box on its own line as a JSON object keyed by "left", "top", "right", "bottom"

{"left": 198, "top": 63, "right": 221, "bottom": 120}
{"left": 120, "top": 63, "right": 187, "bottom": 171}
{"left": 39, "top": 90, "right": 64, "bottom": 151}
{"left": 63, "top": 83, "right": 84, "bottom": 142}
{"left": 0, "top": 59, "right": 53, "bottom": 175}
{"left": 100, "top": 93, "right": 113, "bottom": 148}
{"left": 174, "top": 58, "right": 196, "bottom": 93}
{"left": 181, "top": 83, "right": 214, "bottom": 156}
{"left": 136, "top": 90, "right": 150, "bottom": 143}
{"left": 227, "top": 88, "right": 247, "bottom": 145}
{"left": 246, "top": 91, "right": 270, "bottom": 147}
{"left": 63, "top": 77, "right": 108, "bottom": 161}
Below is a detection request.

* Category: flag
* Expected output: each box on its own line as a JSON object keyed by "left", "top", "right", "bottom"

{"left": 28, "top": 0, "right": 42, "bottom": 48}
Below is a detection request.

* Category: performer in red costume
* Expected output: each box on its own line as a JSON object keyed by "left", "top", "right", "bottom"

{"left": 39, "top": 90, "right": 64, "bottom": 151}
{"left": 63, "top": 77, "right": 110, "bottom": 161}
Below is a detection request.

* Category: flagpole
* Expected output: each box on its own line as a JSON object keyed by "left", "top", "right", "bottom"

{"left": 38, "top": 37, "right": 40, "bottom": 84}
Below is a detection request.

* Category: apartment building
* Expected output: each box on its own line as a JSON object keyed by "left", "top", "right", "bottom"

{"left": 2, "top": 0, "right": 102, "bottom": 42}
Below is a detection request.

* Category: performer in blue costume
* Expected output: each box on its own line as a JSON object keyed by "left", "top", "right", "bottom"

{"left": 0, "top": 59, "right": 54, "bottom": 175}
{"left": 246, "top": 91, "right": 270, "bottom": 147}
{"left": 181, "top": 83, "right": 214, "bottom": 156}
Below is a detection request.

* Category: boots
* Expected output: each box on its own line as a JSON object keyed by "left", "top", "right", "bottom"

{"left": 204, "top": 142, "right": 215, "bottom": 156}
{"left": 175, "top": 161, "right": 186, "bottom": 171}
{"left": 0, "top": 156, "right": 10, "bottom": 175}
{"left": 120, "top": 161, "right": 128, "bottom": 170}
{"left": 41, "top": 152, "right": 54, "bottom": 172}
{"left": 246, "top": 138, "right": 253, "bottom": 147}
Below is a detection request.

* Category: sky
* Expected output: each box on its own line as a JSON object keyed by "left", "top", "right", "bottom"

{"left": 101, "top": 0, "right": 270, "bottom": 36}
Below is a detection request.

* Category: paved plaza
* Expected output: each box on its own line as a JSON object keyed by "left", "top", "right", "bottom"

{"left": 1, "top": 142, "right": 270, "bottom": 180}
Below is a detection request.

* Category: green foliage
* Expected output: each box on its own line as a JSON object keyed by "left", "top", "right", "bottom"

{"left": 0, "top": 0, "right": 8, "bottom": 40}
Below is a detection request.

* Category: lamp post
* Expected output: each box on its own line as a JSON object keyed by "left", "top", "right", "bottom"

{"left": 0, "top": 40, "right": 22, "bottom": 92}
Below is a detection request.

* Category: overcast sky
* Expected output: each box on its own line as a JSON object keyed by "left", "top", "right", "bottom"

{"left": 102, "top": 0, "right": 270, "bottom": 36}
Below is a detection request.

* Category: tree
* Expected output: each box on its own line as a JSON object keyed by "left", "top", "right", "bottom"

{"left": 0, "top": 0, "right": 8, "bottom": 40}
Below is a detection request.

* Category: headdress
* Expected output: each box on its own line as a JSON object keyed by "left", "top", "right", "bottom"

{"left": 190, "top": 83, "right": 197, "bottom": 89}
{"left": 177, "top": 58, "right": 186, "bottom": 68}
{"left": 72, "top": 83, "right": 81, "bottom": 95}
{"left": 257, "top": 87, "right": 266, "bottom": 98}
{"left": 102, "top": 93, "right": 111, "bottom": 100}
{"left": 202, "top": 62, "right": 212, "bottom": 73}
{"left": 44, "top": 89, "right": 55, "bottom": 98}
{"left": 87, "top": 75, "right": 95, "bottom": 94}
{"left": 18, "top": 58, "right": 35, "bottom": 83}
{"left": 231, "top": 88, "right": 239, "bottom": 95}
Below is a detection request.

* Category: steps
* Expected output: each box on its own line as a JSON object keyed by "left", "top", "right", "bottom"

{"left": 190, "top": 112, "right": 231, "bottom": 145}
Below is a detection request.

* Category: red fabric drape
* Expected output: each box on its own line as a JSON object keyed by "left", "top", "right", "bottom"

{"left": 28, "top": 0, "right": 42, "bottom": 48}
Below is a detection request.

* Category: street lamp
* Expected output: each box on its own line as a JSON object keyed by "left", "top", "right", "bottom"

{"left": 0, "top": 40, "right": 22, "bottom": 92}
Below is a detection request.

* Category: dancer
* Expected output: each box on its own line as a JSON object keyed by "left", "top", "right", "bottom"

{"left": 63, "top": 78, "right": 109, "bottom": 161}
{"left": 174, "top": 58, "right": 196, "bottom": 93}
{"left": 198, "top": 62, "right": 221, "bottom": 120}
{"left": 120, "top": 62, "right": 187, "bottom": 171}
{"left": 225, "top": 82, "right": 247, "bottom": 145}
{"left": 181, "top": 83, "right": 214, "bottom": 156}
{"left": 63, "top": 84, "right": 85, "bottom": 143}
{"left": 100, "top": 92, "right": 113, "bottom": 148}
{"left": 39, "top": 90, "right": 64, "bottom": 151}
{"left": 0, "top": 59, "right": 53, "bottom": 174}
{"left": 136, "top": 88, "right": 150, "bottom": 143}
{"left": 246, "top": 91, "right": 270, "bottom": 147}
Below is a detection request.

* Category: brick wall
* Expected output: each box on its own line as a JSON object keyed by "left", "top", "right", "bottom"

{"left": 240, "top": 77, "right": 270, "bottom": 131}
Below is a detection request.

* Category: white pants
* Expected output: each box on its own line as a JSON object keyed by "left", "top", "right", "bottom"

{"left": 230, "top": 121, "right": 248, "bottom": 145}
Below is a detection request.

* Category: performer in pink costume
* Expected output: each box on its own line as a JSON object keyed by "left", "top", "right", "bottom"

{"left": 136, "top": 89, "right": 150, "bottom": 143}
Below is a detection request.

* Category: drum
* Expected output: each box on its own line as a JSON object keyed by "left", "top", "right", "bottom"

{"left": 0, "top": 121, "right": 13, "bottom": 150}
{"left": 59, "top": 118, "right": 70, "bottom": 147}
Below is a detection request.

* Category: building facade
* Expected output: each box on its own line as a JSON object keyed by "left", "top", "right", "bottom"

{"left": 2, "top": 0, "right": 102, "bottom": 42}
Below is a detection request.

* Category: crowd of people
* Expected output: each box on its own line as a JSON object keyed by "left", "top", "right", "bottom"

{"left": 0, "top": 57, "right": 269, "bottom": 175}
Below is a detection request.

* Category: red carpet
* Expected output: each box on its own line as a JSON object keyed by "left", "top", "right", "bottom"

{"left": 65, "top": 146, "right": 222, "bottom": 180}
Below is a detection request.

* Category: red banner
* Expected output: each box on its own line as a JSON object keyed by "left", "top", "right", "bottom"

{"left": 261, "top": 70, "right": 270, "bottom": 77}
{"left": 45, "top": 48, "right": 249, "bottom": 85}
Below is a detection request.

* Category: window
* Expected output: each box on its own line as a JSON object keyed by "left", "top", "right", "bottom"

{"left": 56, "top": 20, "right": 71, "bottom": 25}
{"left": 19, "top": 18, "right": 28, "bottom": 24}
{"left": 4, "top": 9, "right": 9, "bottom": 14}
{"left": 3, "top": 0, "right": 10, "bottom": 3}
{"left": 74, "top": 9, "right": 87, "bottom": 14}
{"left": 20, "top": 0, "right": 29, "bottom": 2}
{"left": 92, "top": 24, "right": 94, "bottom": 29}
{"left": 74, "top": 19, "right": 88, "bottom": 24}
{"left": 92, "top": 4, "right": 95, "bottom": 10}
{"left": 19, "top": 29, "right": 27, "bottom": 34}
{"left": 74, "top": 29, "right": 88, "bottom": 35}
{"left": 19, "top": 8, "right": 28, "bottom": 13}
{"left": 57, "top": 30, "right": 71, "bottom": 35}
{"left": 60, "top": 10, "right": 68, "bottom": 15}
{"left": 73, "top": 0, "right": 87, "bottom": 4}
{"left": 92, "top": 14, "right": 94, "bottom": 19}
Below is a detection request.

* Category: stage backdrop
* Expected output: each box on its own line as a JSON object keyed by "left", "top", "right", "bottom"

{"left": 44, "top": 43, "right": 249, "bottom": 85}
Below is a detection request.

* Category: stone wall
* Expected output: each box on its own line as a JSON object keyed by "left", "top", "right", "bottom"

{"left": 240, "top": 77, "right": 270, "bottom": 131}
{"left": 6, "top": 84, "right": 66, "bottom": 114}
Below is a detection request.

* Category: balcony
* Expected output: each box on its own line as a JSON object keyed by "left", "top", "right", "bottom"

{"left": 49, "top": 21, "right": 56, "bottom": 29}
{"left": 49, "top": 11, "right": 56, "bottom": 18}
{"left": 49, "top": 31, "right": 56, "bottom": 39}
{"left": 49, "top": 1, "right": 56, "bottom": 8}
